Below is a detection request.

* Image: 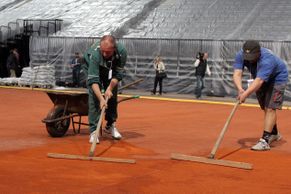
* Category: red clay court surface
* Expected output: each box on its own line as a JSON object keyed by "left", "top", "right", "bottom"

{"left": 0, "top": 88, "right": 291, "bottom": 193}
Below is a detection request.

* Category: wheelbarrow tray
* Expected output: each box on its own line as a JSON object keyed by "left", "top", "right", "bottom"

{"left": 46, "top": 88, "right": 89, "bottom": 116}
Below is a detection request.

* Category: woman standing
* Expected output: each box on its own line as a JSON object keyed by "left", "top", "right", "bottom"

{"left": 152, "top": 56, "right": 166, "bottom": 95}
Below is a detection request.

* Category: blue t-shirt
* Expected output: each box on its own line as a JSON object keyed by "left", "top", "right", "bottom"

{"left": 233, "top": 48, "right": 288, "bottom": 84}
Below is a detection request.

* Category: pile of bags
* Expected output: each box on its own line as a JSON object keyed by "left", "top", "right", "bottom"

{"left": 0, "top": 65, "right": 56, "bottom": 88}
{"left": 19, "top": 65, "right": 56, "bottom": 88}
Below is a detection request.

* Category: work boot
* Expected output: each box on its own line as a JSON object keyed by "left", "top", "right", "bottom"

{"left": 104, "top": 123, "right": 122, "bottom": 140}
{"left": 89, "top": 131, "right": 99, "bottom": 144}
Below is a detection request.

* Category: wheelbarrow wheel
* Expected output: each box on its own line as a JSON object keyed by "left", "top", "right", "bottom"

{"left": 46, "top": 106, "right": 71, "bottom": 137}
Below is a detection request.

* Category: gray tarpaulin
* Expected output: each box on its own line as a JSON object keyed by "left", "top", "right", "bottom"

{"left": 0, "top": 0, "right": 159, "bottom": 38}
{"left": 1, "top": 0, "right": 290, "bottom": 41}
{"left": 29, "top": 36, "right": 291, "bottom": 100}
{"left": 125, "top": 0, "right": 291, "bottom": 41}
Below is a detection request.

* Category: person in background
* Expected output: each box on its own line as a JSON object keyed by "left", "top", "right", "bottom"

{"left": 233, "top": 40, "right": 288, "bottom": 151}
{"left": 70, "top": 52, "right": 82, "bottom": 87}
{"left": 194, "top": 52, "right": 211, "bottom": 99}
{"left": 6, "top": 48, "right": 19, "bottom": 77}
{"left": 83, "top": 35, "right": 127, "bottom": 144}
{"left": 151, "top": 56, "right": 166, "bottom": 95}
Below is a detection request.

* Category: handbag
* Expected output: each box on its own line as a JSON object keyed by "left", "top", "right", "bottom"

{"left": 158, "top": 71, "right": 167, "bottom": 78}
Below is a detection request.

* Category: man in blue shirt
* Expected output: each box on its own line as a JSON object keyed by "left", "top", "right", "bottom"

{"left": 233, "top": 40, "right": 288, "bottom": 151}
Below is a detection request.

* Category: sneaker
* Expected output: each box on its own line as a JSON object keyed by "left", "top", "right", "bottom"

{"left": 104, "top": 123, "right": 122, "bottom": 140}
{"left": 89, "top": 131, "right": 99, "bottom": 144}
{"left": 269, "top": 133, "right": 282, "bottom": 144}
{"left": 251, "top": 138, "right": 270, "bottom": 151}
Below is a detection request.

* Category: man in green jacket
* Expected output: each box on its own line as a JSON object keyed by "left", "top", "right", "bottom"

{"left": 83, "top": 35, "right": 127, "bottom": 144}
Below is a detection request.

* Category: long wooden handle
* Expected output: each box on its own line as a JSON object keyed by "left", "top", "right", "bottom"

{"left": 209, "top": 101, "right": 240, "bottom": 159}
{"left": 89, "top": 97, "right": 108, "bottom": 157}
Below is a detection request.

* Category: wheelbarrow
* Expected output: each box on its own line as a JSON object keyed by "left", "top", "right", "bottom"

{"left": 42, "top": 79, "right": 143, "bottom": 137}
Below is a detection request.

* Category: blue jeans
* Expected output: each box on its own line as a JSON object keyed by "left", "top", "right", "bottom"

{"left": 195, "top": 75, "right": 204, "bottom": 98}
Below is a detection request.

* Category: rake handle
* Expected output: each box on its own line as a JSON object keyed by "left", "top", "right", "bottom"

{"left": 89, "top": 96, "right": 108, "bottom": 157}
{"left": 209, "top": 101, "right": 240, "bottom": 159}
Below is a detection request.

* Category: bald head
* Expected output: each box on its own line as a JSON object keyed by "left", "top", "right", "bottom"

{"left": 100, "top": 35, "right": 116, "bottom": 59}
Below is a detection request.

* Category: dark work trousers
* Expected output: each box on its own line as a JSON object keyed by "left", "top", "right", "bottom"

{"left": 72, "top": 66, "right": 81, "bottom": 87}
{"left": 88, "top": 81, "right": 118, "bottom": 133}
{"left": 195, "top": 75, "right": 204, "bottom": 98}
{"left": 153, "top": 73, "right": 163, "bottom": 95}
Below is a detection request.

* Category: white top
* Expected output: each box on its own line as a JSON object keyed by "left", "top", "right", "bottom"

{"left": 154, "top": 61, "right": 165, "bottom": 72}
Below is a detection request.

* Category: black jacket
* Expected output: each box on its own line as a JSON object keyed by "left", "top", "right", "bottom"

{"left": 195, "top": 59, "right": 207, "bottom": 77}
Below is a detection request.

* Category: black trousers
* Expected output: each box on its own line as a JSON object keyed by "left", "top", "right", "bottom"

{"left": 72, "top": 66, "right": 81, "bottom": 87}
{"left": 153, "top": 75, "right": 163, "bottom": 94}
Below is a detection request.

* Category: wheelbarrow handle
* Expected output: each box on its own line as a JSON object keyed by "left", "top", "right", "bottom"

{"left": 117, "top": 95, "right": 140, "bottom": 103}
{"left": 119, "top": 78, "right": 143, "bottom": 91}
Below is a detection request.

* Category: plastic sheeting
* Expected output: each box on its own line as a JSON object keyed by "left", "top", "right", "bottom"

{"left": 29, "top": 36, "right": 291, "bottom": 100}
{"left": 1, "top": 0, "right": 291, "bottom": 41}
{"left": 0, "top": 0, "right": 157, "bottom": 38}
{"left": 125, "top": 0, "right": 291, "bottom": 41}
